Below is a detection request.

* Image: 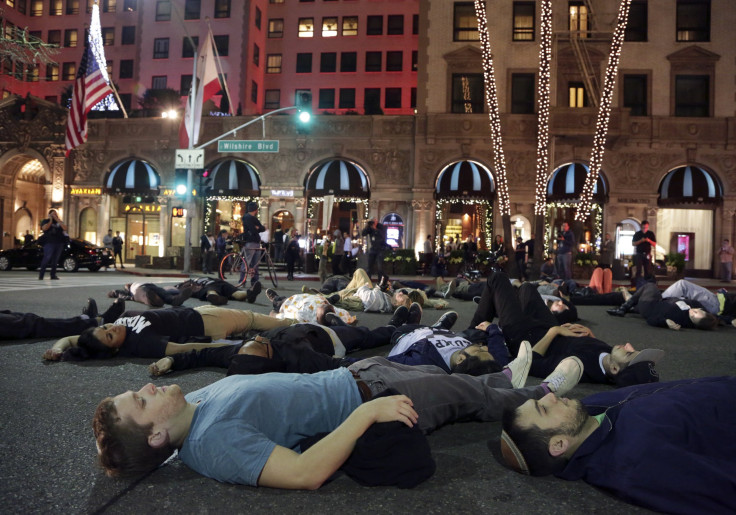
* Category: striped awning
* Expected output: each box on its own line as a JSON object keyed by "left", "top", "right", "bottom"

{"left": 104, "top": 159, "right": 160, "bottom": 195}
{"left": 208, "top": 159, "right": 261, "bottom": 196}
{"left": 547, "top": 162, "right": 607, "bottom": 201}
{"left": 305, "top": 159, "right": 370, "bottom": 198}
{"left": 435, "top": 160, "right": 495, "bottom": 199}
{"left": 658, "top": 165, "right": 722, "bottom": 206}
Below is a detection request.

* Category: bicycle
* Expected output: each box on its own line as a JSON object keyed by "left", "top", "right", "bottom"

{"left": 219, "top": 244, "right": 279, "bottom": 288}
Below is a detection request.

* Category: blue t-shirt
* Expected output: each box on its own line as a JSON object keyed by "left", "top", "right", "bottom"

{"left": 179, "top": 369, "right": 362, "bottom": 485}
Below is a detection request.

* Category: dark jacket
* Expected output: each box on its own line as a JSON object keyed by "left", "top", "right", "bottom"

{"left": 558, "top": 377, "right": 736, "bottom": 514}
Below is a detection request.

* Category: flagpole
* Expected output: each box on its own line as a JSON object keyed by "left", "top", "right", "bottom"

{"left": 107, "top": 81, "right": 128, "bottom": 118}
{"left": 171, "top": 1, "right": 198, "bottom": 273}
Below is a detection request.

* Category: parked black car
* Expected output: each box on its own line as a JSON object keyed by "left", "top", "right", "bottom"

{"left": 0, "top": 238, "right": 115, "bottom": 272}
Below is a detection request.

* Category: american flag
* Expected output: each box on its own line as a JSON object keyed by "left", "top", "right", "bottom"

{"left": 64, "top": 44, "right": 113, "bottom": 156}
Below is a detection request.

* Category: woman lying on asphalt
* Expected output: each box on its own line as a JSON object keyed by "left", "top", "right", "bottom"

{"left": 43, "top": 304, "right": 295, "bottom": 362}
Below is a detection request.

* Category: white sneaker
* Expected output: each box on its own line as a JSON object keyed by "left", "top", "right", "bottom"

{"left": 505, "top": 340, "right": 532, "bottom": 388}
{"left": 542, "top": 357, "right": 583, "bottom": 396}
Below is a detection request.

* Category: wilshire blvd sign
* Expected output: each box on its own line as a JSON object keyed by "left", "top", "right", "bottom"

{"left": 217, "top": 140, "right": 280, "bottom": 152}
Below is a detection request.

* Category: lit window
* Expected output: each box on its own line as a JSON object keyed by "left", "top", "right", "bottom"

{"left": 568, "top": 82, "right": 588, "bottom": 107}
{"left": 268, "top": 19, "right": 284, "bottom": 38}
{"left": 299, "top": 18, "right": 314, "bottom": 37}
{"left": 62, "top": 62, "right": 76, "bottom": 80}
{"left": 569, "top": 1, "right": 589, "bottom": 37}
{"left": 454, "top": 3, "right": 479, "bottom": 41}
{"left": 322, "top": 17, "right": 337, "bottom": 37}
{"left": 676, "top": 0, "right": 710, "bottom": 42}
{"left": 266, "top": 54, "right": 282, "bottom": 73}
{"left": 512, "top": 2, "right": 535, "bottom": 41}
{"left": 342, "top": 16, "right": 358, "bottom": 36}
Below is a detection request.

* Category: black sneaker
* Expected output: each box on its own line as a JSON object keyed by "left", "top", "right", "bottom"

{"left": 206, "top": 291, "right": 229, "bottom": 306}
{"left": 82, "top": 298, "right": 98, "bottom": 319}
{"left": 246, "top": 281, "right": 262, "bottom": 303}
{"left": 101, "top": 299, "right": 125, "bottom": 324}
{"left": 431, "top": 311, "right": 458, "bottom": 331}
{"left": 472, "top": 296, "right": 481, "bottom": 304}
{"left": 265, "top": 288, "right": 279, "bottom": 303}
{"left": 324, "top": 312, "right": 348, "bottom": 327}
{"left": 606, "top": 308, "right": 626, "bottom": 317}
{"left": 407, "top": 302, "right": 423, "bottom": 325}
{"left": 388, "top": 305, "right": 410, "bottom": 328}
{"left": 326, "top": 293, "right": 341, "bottom": 305}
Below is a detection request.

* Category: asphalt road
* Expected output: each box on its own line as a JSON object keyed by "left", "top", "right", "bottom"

{"left": 1, "top": 269, "right": 734, "bottom": 514}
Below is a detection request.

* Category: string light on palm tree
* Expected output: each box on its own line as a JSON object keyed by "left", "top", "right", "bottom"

{"left": 474, "top": 0, "right": 510, "bottom": 216}
{"left": 534, "top": 0, "right": 553, "bottom": 217}
{"left": 575, "top": 0, "right": 632, "bottom": 222}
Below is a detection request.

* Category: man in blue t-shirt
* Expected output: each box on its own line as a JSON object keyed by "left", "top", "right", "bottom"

{"left": 93, "top": 354, "right": 583, "bottom": 488}
{"left": 500, "top": 376, "right": 736, "bottom": 514}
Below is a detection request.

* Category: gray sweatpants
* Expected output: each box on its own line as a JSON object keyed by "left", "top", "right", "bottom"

{"left": 349, "top": 357, "right": 544, "bottom": 434}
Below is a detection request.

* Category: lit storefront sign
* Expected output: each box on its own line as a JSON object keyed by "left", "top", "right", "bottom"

{"left": 270, "top": 189, "right": 294, "bottom": 197}
{"left": 71, "top": 187, "right": 103, "bottom": 195}
{"left": 124, "top": 204, "right": 161, "bottom": 213}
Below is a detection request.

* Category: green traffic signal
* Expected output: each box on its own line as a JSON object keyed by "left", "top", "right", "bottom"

{"left": 174, "top": 169, "right": 188, "bottom": 196}
{"left": 296, "top": 91, "right": 312, "bottom": 125}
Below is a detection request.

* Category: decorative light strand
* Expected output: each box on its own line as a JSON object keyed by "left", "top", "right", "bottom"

{"left": 88, "top": 1, "right": 117, "bottom": 111}
{"left": 534, "top": 0, "right": 554, "bottom": 216}
{"left": 474, "top": 0, "right": 510, "bottom": 216}
{"left": 545, "top": 201, "right": 602, "bottom": 256}
{"left": 204, "top": 195, "right": 259, "bottom": 230}
{"left": 435, "top": 198, "right": 493, "bottom": 250}
{"left": 306, "top": 196, "right": 369, "bottom": 222}
{"left": 575, "top": 0, "right": 632, "bottom": 221}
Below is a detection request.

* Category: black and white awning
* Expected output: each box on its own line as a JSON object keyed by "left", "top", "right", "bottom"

{"left": 104, "top": 159, "right": 161, "bottom": 195}
{"left": 208, "top": 159, "right": 261, "bottom": 196}
{"left": 546, "top": 162, "right": 607, "bottom": 202}
{"left": 658, "top": 165, "right": 722, "bottom": 206}
{"left": 435, "top": 160, "right": 495, "bottom": 199}
{"left": 305, "top": 159, "right": 370, "bottom": 198}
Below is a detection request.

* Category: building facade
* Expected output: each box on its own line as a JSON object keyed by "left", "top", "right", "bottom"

{"left": 1, "top": 0, "right": 734, "bottom": 276}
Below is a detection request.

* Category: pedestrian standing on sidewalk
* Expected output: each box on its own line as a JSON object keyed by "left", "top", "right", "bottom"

{"left": 102, "top": 230, "right": 114, "bottom": 270}
{"left": 112, "top": 231, "right": 125, "bottom": 269}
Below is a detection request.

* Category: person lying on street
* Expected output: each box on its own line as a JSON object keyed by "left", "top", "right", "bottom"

{"left": 149, "top": 304, "right": 513, "bottom": 378}
{"left": 0, "top": 297, "right": 124, "bottom": 340}
{"left": 607, "top": 281, "right": 719, "bottom": 330}
{"left": 107, "top": 282, "right": 193, "bottom": 307}
{"left": 174, "top": 277, "right": 262, "bottom": 305}
{"left": 93, "top": 353, "right": 583, "bottom": 488}
{"left": 470, "top": 271, "right": 664, "bottom": 386}
{"left": 43, "top": 305, "right": 294, "bottom": 361}
{"left": 500, "top": 376, "right": 736, "bottom": 515}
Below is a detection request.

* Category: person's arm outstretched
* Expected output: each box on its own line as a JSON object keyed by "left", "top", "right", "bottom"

{"left": 43, "top": 335, "right": 80, "bottom": 360}
{"left": 258, "top": 395, "right": 417, "bottom": 490}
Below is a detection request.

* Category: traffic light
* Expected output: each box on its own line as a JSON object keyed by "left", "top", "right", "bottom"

{"left": 174, "top": 169, "right": 188, "bottom": 196}
{"left": 295, "top": 91, "right": 312, "bottom": 125}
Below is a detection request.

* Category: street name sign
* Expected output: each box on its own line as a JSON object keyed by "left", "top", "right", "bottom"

{"left": 218, "top": 140, "right": 280, "bottom": 152}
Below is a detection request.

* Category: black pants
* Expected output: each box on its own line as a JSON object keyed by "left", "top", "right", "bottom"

{"left": 39, "top": 242, "right": 64, "bottom": 279}
{"left": 0, "top": 311, "right": 96, "bottom": 340}
{"left": 469, "top": 271, "right": 557, "bottom": 357}
{"left": 625, "top": 282, "right": 662, "bottom": 318}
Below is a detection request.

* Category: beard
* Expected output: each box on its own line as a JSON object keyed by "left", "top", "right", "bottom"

{"left": 560, "top": 400, "right": 590, "bottom": 437}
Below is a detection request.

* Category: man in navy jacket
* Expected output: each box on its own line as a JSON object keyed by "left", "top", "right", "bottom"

{"left": 501, "top": 376, "right": 736, "bottom": 514}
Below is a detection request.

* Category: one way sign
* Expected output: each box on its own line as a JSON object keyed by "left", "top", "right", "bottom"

{"left": 175, "top": 149, "right": 205, "bottom": 169}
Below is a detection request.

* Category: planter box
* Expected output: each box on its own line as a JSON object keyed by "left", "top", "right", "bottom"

{"left": 152, "top": 256, "right": 177, "bottom": 269}
{"left": 134, "top": 255, "right": 151, "bottom": 268}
